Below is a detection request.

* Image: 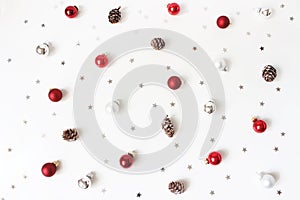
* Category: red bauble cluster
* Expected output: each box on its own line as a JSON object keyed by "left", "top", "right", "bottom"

{"left": 252, "top": 118, "right": 267, "bottom": 133}
{"left": 119, "top": 154, "right": 134, "bottom": 168}
{"left": 65, "top": 6, "right": 79, "bottom": 18}
{"left": 216, "top": 16, "right": 230, "bottom": 29}
{"left": 95, "top": 54, "right": 109, "bottom": 68}
{"left": 167, "top": 3, "right": 180, "bottom": 15}
{"left": 48, "top": 88, "right": 63, "bottom": 102}
{"left": 41, "top": 161, "right": 59, "bottom": 177}
{"left": 167, "top": 76, "right": 182, "bottom": 90}
{"left": 206, "top": 151, "right": 222, "bottom": 165}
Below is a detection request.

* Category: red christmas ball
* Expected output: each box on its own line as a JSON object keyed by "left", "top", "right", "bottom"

{"left": 167, "top": 3, "right": 180, "bottom": 15}
{"left": 41, "top": 162, "right": 58, "bottom": 177}
{"left": 65, "top": 6, "right": 78, "bottom": 18}
{"left": 206, "top": 151, "right": 222, "bottom": 165}
{"left": 120, "top": 154, "right": 134, "bottom": 168}
{"left": 216, "top": 16, "right": 230, "bottom": 29}
{"left": 95, "top": 54, "right": 109, "bottom": 68}
{"left": 252, "top": 118, "right": 267, "bottom": 133}
{"left": 167, "top": 76, "right": 182, "bottom": 90}
{"left": 48, "top": 88, "right": 63, "bottom": 102}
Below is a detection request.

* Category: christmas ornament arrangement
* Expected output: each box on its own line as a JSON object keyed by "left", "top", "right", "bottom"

{"left": 36, "top": 2, "right": 283, "bottom": 196}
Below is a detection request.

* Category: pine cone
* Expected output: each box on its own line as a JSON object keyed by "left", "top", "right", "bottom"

{"left": 262, "top": 65, "right": 277, "bottom": 82}
{"left": 62, "top": 128, "right": 79, "bottom": 141}
{"left": 151, "top": 38, "right": 165, "bottom": 50}
{"left": 168, "top": 181, "right": 185, "bottom": 194}
{"left": 108, "top": 6, "right": 121, "bottom": 24}
{"left": 161, "top": 115, "right": 175, "bottom": 137}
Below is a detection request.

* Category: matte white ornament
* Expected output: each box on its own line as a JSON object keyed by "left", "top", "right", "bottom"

{"left": 257, "top": 172, "right": 276, "bottom": 188}
{"left": 255, "top": 7, "right": 272, "bottom": 19}
{"left": 105, "top": 100, "right": 120, "bottom": 113}
{"left": 214, "top": 58, "right": 228, "bottom": 72}
{"left": 78, "top": 172, "right": 94, "bottom": 189}
{"left": 204, "top": 101, "right": 216, "bottom": 114}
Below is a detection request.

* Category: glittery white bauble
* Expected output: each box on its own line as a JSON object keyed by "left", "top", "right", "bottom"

{"left": 214, "top": 58, "right": 228, "bottom": 72}
{"left": 257, "top": 172, "right": 276, "bottom": 188}
{"left": 105, "top": 100, "right": 120, "bottom": 113}
{"left": 204, "top": 101, "right": 216, "bottom": 114}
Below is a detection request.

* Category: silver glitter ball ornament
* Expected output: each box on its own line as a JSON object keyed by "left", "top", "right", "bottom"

{"left": 36, "top": 43, "right": 50, "bottom": 56}
{"left": 204, "top": 101, "right": 216, "bottom": 114}
{"left": 78, "top": 172, "right": 94, "bottom": 189}
{"left": 257, "top": 172, "right": 276, "bottom": 188}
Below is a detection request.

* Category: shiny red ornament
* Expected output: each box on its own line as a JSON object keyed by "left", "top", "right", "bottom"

{"left": 205, "top": 151, "right": 222, "bottom": 165}
{"left": 95, "top": 54, "right": 109, "bottom": 68}
{"left": 167, "top": 3, "right": 180, "bottom": 15}
{"left": 65, "top": 6, "right": 78, "bottom": 18}
{"left": 167, "top": 76, "right": 182, "bottom": 90}
{"left": 252, "top": 117, "right": 267, "bottom": 133}
{"left": 48, "top": 88, "right": 63, "bottom": 102}
{"left": 216, "top": 16, "right": 230, "bottom": 29}
{"left": 41, "top": 161, "right": 59, "bottom": 177}
{"left": 120, "top": 154, "right": 134, "bottom": 168}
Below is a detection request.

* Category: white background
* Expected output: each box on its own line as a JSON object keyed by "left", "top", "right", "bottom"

{"left": 1, "top": 0, "right": 300, "bottom": 199}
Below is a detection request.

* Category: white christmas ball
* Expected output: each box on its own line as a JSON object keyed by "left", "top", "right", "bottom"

{"left": 204, "top": 101, "right": 216, "bottom": 114}
{"left": 105, "top": 100, "right": 120, "bottom": 113}
{"left": 257, "top": 172, "right": 276, "bottom": 188}
{"left": 214, "top": 58, "right": 228, "bottom": 71}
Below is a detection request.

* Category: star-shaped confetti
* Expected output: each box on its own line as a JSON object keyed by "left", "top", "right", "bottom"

{"left": 209, "top": 190, "right": 215, "bottom": 195}
{"left": 26, "top": 95, "right": 30, "bottom": 100}
{"left": 281, "top": 132, "right": 286, "bottom": 136}
{"left": 11, "top": 185, "right": 15, "bottom": 189}
{"left": 187, "top": 165, "right": 192, "bottom": 170}
{"left": 193, "top": 47, "right": 197, "bottom": 51}
{"left": 88, "top": 105, "right": 93, "bottom": 110}
{"left": 76, "top": 42, "right": 80, "bottom": 46}
{"left": 170, "top": 102, "right": 175, "bottom": 107}
{"left": 160, "top": 167, "right": 165, "bottom": 172}
{"left": 210, "top": 138, "right": 215, "bottom": 143}
{"left": 260, "top": 101, "right": 265, "bottom": 106}
{"left": 129, "top": 58, "right": 135, "bottom": 63}
{"left": 139, "top": 83, "right": 144, "bottom": 88}
{"left": 52, "top": 112, "right": 56, "bottom": 116}
{"left": 274, "top": 147, "right": 279, "bottom": 152}
{"left": 101, "top": 188, "right": 107, "bottom": 193}
{"left": 246, "top": 32, "right": 251, "bottom": 36}
{"left": 239, "top": 85, "right": 244, "bottom": 90}
{"left": 166, "top": 66, "right": 171, "bottom": 70}
{"left": 102, "top": 134, "right": 106, "bottom": 139}
{"left": 260, "top": 46, "right": 264, "bottom": 51}
{"left": 8, "top": 148, "right": 12, "bottom": 152}
{"left": 221, "top": 115, "right": 226, "bottom": 120}
{"left": 61, "top": 61, "right": 65, "bottom": 65}
{"left": 226, "top": 175, "right": 231, "bottom": 180}
{"left": 41, "top": 24, "right": 45, "bottom": 27}
{"left": 276, "top": 87, "right": 281, "bottom": 92}
{"left": 104, "top": 159, "right": 109, "bottom": 164}
{"left": 222, "top": 48, "right": 227, "bottom": 53}
{"left": 80, "top": 76, "right": 85, "bottom": 81}
{"left": 24, "top": 20, "right": 28, "bottom": 24}
{"left": 174, "top": 143, "right": 179, "bottom": 148}
{"left": 7, "top": 58, "right": 12, "bottom": 63}
{"left": 267, "top": 33, "right": 272, "bottom": 38}
{"left": 36, "top": 79, "right": 40, "bottom": 84}
{"left": 137, "top": 193, "right": 142, "bottom": 197}
{"left": 242, "top": 147, "right": 247, "bottom": 153}
{"left": 131, "top": 126, "right": 136, "bottom": 131}
{"left": 108, "top": 80, "right": 113, "bottom": 84}
{"left": 23, "top": 120, "right": 28, "bottom": 124}
{"left": 280, "top": 4, "right": 285, "bottom": 8}
{"left": 277, "top": 190, "right": 282, "bottom": 195}
{"left": 290, "top": 16, "right": 294, "bottom": 21}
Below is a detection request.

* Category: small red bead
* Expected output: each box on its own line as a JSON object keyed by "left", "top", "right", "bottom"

{"left": 65, "top": 6, "right": 78, "bottom": 18}
{"left": 95, "top": 54, "right": 109, "bottom": 68}
{"left": 41, "top": 163, "right": 57, "bottom": 177}
{"left": 167, "top": 76, "right": 182, "bottom": 90}
{"left": 167, "top": 3, "right": 180, "bottom": 15}
{"left": 48, "top": 88, "right": 63, "bottom": 102}
{"left": 120, "top": 154, "right": 134, "bottom": 168}
{"left": 216, "top": 16, "right": 230, "bottom": 29}
{"left": 206, "top": 151, "right": 222, "bottom": 165}
{"left": 253, "top": 118, "right": 267, "bottom": 133}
